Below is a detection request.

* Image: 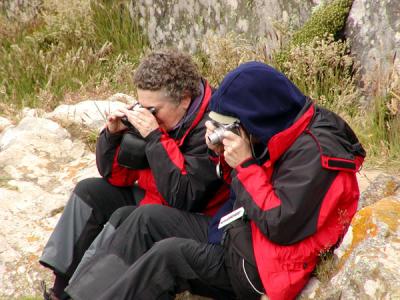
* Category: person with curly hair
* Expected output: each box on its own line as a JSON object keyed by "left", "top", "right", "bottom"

{"left": 39, "top": 50, "right": 229, "bottom": 300}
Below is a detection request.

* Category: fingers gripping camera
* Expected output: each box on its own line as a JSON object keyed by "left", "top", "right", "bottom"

{"left": 208, "top": 121, "right": 240, "bottom": 145}
{"left": 121, "top": 103, "right": 156, "bottom": 130}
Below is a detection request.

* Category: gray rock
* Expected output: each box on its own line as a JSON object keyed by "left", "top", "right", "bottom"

{"left": 45, "top": 97, "right": 129, "bottom": 131}
{"left": 0, "top": 117, "right": 12, "bottom": 133}
{"left": 0, "top": 116, "right": 97, "bottom": 298}
{"left": 131, "top": 0, "right": 322, "bottom": 52}
{"left": 358, "top": 173, "right": 400, "bottom": 210}
{"left": 325, "top": 197, "right": 400, "bottom": 299}
{"left": 345, "top": 0, "right": 400, "bottom": 98}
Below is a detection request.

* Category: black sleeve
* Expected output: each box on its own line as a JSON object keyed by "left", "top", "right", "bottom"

{"left": 95, "top": 128, "right": 123, "bottom": 177}
{"left": 144, "top": 122, "right": 223, "bottom": 212}
{"left": 232, "top": 134, "right": 338, "bottom": 245}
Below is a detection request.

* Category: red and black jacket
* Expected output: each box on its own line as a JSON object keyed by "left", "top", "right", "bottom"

{"left": 232, "top": 100, "right": 365, "bottom": 299}
{"left": 96, "top": 81, "right": 228, "bottom": 216}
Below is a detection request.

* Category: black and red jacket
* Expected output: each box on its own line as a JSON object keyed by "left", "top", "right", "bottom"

{"left": 232, "top": 100, "right": 365, "bottom": 299}
{"left": 96, "top": 81, "right": 228, "bottom": 216}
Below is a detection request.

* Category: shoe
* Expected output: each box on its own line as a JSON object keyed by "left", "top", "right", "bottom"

{"left": 41, "top": 281, "right": 60, "bottom": 300}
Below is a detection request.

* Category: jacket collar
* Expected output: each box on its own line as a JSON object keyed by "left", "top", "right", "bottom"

{"left": 267, "top": 100, "right": 314, "bottom": 164}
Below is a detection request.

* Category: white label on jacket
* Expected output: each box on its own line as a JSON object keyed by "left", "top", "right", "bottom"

{"left": 218, "top": 207, "right": 245, "bottom": 229}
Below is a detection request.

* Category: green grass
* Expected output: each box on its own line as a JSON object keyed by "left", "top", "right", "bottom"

{"left": 0, "top": 0, "right": 148, "bottom": 110}
{"left": 358, "top": 92, "right": 400, "bottom": 170}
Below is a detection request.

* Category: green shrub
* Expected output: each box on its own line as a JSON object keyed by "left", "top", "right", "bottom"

{"left": 196, "top": 33, "right": 360, "bottom": 121}
{"left": 279, "top": 35, "right": 360, "bottom": 119}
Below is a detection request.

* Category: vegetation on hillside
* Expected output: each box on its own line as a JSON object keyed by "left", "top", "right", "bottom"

{"left": 0, "top": 0, "right": 148, "bottom": 111}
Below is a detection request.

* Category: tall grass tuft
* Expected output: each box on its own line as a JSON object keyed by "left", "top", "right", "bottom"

{"left": 195, "top": 33, "right": 272, "bottom": 87}
{"left": 361, "top": 84, "right": 400, "bottom": 167}
{"left": 279, "top": 35, "right": 360, "bottom": 120}
{"left": 90, "top": 0, "right": 148, "bottom": 60}
{"left": 0, "top": 0, "right": 148, "bottom": 111}
{"left": 196, "top": 33, "right": 360, "bottom": 121}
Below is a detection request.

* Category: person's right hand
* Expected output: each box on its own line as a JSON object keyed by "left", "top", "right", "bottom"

{"left": 105, "top": 106, "right": 132, "bottom": 134}
{"left": 205, "top": 120, "right": 224, "bottom": 154}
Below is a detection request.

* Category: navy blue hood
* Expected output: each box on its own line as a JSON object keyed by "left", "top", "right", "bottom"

{"left": 209, "top": 62, "right": 306, "bottom": 145}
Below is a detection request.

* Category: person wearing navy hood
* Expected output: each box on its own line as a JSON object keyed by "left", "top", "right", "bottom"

{"left": 65, "top": 62, "right": 365, "bottom": 300}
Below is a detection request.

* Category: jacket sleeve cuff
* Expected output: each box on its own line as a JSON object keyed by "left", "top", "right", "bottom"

{"left": 237, "top": 157, "right": 258, "bottom": 169}
{"left": 144, "top": 128, "right": 162, "bottom": 143}
{"left": 104, "top": 128, "right": 123, "bottom": 144}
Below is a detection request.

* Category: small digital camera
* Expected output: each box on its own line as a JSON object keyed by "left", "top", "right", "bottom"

{"left": 208, "top": 121, "right": 240, "bottom": 145}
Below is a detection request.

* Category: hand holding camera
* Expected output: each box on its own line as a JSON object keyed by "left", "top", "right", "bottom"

{"left": 205, "top": 120, "right": 252, "bottom": 168}
{"left": 121, "top": 103, "right": 158, "bottom": 138}
{"left": 107, "top": 102, "right": 158, "bottom": 138}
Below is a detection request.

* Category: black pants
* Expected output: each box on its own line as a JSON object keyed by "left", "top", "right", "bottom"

{"left": 66, "top": 205, "right": 263, "bottom": 300}
{"left": 39, "top": 177, "right": 143, "bottom": 278}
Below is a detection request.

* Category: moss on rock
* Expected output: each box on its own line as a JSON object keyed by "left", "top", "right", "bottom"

{"left": 291, "top": 0, "right": 353, "bottom": 47}
{"left": 274, "top": 0, "right": 353, "bottom": 68}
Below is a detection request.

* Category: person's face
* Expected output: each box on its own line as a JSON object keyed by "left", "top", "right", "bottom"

{"left": 137, "top": 88, "right": 190, "bottom": 131}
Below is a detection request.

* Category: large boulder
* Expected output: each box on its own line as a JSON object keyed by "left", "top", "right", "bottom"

{"left": 0, "top": 96, "right": 134, "bottom": 298}
{"left": 299, "top": 174, "right": 400, "bottom": 300}
{"left": 0, "top": 117, "right": 12, "bottom": 132}
{"left": 45, "top": 95, "right": 131, "bottom": 132}
{"left": 325, "top": 196, "right": 400, "bottom": 299}
{"left": 0, "top": 116, "right": 97, "bottom": 298}
{"left": 345, "top": 0, "right": 400, "bottom": 96}
{"left": 131, "top": 0, "right": 321, "bottom": 52}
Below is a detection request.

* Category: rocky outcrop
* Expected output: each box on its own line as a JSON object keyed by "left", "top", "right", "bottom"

{"left": 0, "top": 116, "right": 96, "bottom": 298}
{"left": 0, "top": 96, "right": 126, "bottom": 298}
{"left": 299, "top": 174, "right": 400, "bottom": 300}
{"left": 345, "top": 0, "right": 400, "bottom": 95}
{"left": 327, "top": 197, "right": 400, "bottom": 299}
{"left": 45, "top": 95, "right": 130, "bottom": 132}
{"left": 131, "top": 0, "right": 321, "bottom": 52}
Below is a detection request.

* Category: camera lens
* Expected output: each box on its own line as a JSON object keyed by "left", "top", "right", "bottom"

{"left": 208, "top": 127, "right": 225, "bottom": 145}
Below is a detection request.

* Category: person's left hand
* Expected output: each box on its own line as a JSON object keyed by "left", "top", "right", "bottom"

{"left": 222, "top": 128, "right": 252, "bottom": 168}
{"left": 122, "top": 106, "right": 159, "bottom": 138}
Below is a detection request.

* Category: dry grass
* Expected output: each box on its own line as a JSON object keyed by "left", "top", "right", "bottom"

{"left": 195, "top": 32, "right": 273, "bottom": 87}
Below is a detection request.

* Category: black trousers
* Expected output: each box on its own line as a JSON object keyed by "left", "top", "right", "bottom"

{"left": 66, "top": 205, "right": 263, "bottom": 300}
{"left": 39, "top": 177, "right": 142, "bottom": 278}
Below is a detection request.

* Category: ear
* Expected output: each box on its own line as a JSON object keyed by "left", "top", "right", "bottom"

{"left": 180, "top": 94, "right": 191, "bottom": 110}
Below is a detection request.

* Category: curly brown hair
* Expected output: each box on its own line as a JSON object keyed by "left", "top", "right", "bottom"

{"left": 133, "top": 50, "right": 201, "bottom": 103}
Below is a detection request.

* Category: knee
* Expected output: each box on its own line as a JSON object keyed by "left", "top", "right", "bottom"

{"left": 133, "top": 204, "right": 166, "bottom": 222}
{"left": 73, "top": 177, "right": 105, "bottom": 198}
{"left": 151, "top": 237, "right": 185, "bottom": 258}
{"left": 109, "top": 206, "right": 137, "bottom": 227}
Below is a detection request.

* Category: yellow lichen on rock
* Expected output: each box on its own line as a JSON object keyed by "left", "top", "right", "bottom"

{"left": 338, "top": 206, "right": 377, "bottom": 268}
{"left": 369, "top": 198, "right": 400, "bottom": 233}
{"left": 338, "top": 197, "right": 400, "bottom": 268}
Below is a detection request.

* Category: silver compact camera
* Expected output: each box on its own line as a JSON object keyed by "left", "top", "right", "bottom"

{"left": 208, "top": 121, "right": 240, "bottom": 145}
